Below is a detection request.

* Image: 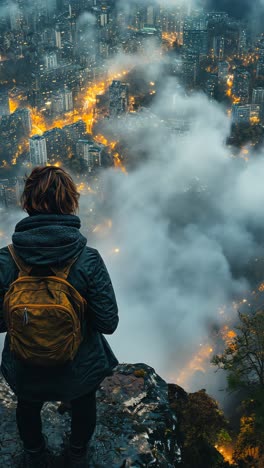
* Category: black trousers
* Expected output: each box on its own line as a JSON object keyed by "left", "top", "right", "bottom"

{"left": 16, "top": 391, "right": 97, "bottom": 450}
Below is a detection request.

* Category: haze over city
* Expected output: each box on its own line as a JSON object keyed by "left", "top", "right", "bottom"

{"left": 1, "top": 0, "right": 264, "bottom": 405}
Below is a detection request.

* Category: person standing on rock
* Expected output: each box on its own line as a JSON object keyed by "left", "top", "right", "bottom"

{"left": 0, "top": 166, "right": 119, "bottom": 468}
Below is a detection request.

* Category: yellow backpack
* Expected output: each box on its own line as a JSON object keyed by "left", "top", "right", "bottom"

{"left": 3, "top": 245, "right": 87, "bottom": 367}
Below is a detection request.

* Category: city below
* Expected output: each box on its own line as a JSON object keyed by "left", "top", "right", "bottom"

{"left": 1, "top": 2, "right": 264, "bottom": 466}
{"left": 0, "top": 0, "right": 264, "bottom": 213}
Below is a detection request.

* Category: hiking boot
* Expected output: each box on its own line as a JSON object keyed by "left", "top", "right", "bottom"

{"left": 65, "top": 444, "right": 88, "bottom": 468}
{"left": 22, "top": 437, "right": 50, "bottom": 468}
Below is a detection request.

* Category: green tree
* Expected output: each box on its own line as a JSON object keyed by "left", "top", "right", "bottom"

{"left": 171, "top": 388, "right": 232, "bottom": 467}
{"left": 212, "top": 311, "right": 264, "bottom": 465}
{"left": 212, "top": 312, "right": 264, "bottom": 390}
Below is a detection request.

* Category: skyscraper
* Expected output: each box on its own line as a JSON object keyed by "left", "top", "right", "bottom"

{"left": 55, "top": 25, "right": 62, "bottom": 49}
{"left": 183, "top": 15, "right": 208, "bottom": 57}
{"left": 77, "top": 139, "right": 102, "bottom": 172}
{"left": 212, "top": 36, "right": 225, "bottom": 60}
{"left": 205, "top": 74, "right": 218, "bottom": 101}
{"left": 238, "top": 28, "right": 247, "bottom": 55}
{"left": 63, "top": 87, "right": 73, "bottom": 112}
{"left": 218, "top": 61, "right": 229, "bottom": 83}
{"left": 44, "top": 51, "right": 58, "bottom": 69}
{"left": 29, "top": 135, "right": 48, "bottom": 166}
{"left": 256, "top": 48, "right": 264, "bottom": 79}
{"left": 252, "top": 88, "right": 264, "bottom": 120}
{"left": 51, "top": 92, "right": 64, "bottom": 115}
{"left": 182, "top": 51, "right": 198, "bottom": 88}
{"left": 232, "top": 104, "right": 260, "bottom": 124}
{"left": 9, "top": 0, "right": 23, "bottom": 30}
{"left": 233, "top": 68, "right": 250, "bottom": 104}
{"left": 13, "top": 108, "right": 32, "bottom": 134}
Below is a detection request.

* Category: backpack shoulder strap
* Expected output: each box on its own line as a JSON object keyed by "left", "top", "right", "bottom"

{"left": 8, "top": 244, "right": 33, "bottom": 277}
{"left": 50, "top": 257, "right": 79, "bottom": 280}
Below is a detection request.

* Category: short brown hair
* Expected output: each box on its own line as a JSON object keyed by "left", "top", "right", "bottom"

{"left": 21, "top": 166, "right": 80, "bottom": 215}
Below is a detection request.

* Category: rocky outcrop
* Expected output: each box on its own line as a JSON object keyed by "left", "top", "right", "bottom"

{"left": 0, "top": 363, "right": 182, "bottom": 467}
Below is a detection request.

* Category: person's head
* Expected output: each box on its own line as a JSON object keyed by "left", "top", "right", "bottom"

{"left": 21, "top": 166, "right": 80, "bottom": 215}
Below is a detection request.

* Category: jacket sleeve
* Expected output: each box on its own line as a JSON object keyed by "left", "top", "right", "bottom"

{"left": 86, "top": 250, "right": 119, "bottom": 335}
{"left": 0, "top": 286, "right": 6, "bottom": 333}
{"left": 0, "top": 247, "right": 15, "bottom": 333}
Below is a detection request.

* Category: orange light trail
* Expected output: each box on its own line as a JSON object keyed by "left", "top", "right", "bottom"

{"left": 226, "top": 75, "right": 241, "bottom": 105}
{"left": 8, "top": 69, "right": 131, "bottom": 168}
{"left": 11, "top": 140, "right": 29, "bottom": 165}
{"left": 95, "top": 134, "right": 127, "bottom": 174}
{"left": 9, "top": 98, "right": 18, "bottom": 114}
{"left": 175, "top": 344, "right": 214, "bottom": 388}
{"left": 232, "top": 96, "right": 241, "bottom": 104}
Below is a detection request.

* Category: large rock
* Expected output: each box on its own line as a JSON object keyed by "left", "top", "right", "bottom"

{"left": 0, "top": 363, "right": 182, "bottom": 467}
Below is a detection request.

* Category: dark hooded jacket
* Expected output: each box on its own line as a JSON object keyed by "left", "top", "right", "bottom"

{"left": 0, "top": 214, "right": 119, "bottom": 401}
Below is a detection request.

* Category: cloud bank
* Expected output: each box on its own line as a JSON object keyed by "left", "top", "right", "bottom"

{"left": 87, "top": 74, "right": 264, "bottom": 395}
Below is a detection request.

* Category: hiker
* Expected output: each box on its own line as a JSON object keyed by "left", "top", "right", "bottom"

{"left": 0, "top": 166, "right": 119, "bottom": 468}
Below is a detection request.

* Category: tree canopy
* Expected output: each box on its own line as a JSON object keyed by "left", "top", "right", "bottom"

{"left": 212, "top": 310, "right": 264, "bottom": 466}
{"left": 212, "top": 311, "right": 264, "bottom": 391}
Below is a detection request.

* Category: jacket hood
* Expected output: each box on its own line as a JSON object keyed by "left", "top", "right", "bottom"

{"left": 12, "top": 214, "right": 87, "bottom": 266}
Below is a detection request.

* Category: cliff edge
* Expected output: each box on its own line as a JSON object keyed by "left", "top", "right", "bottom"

{"left": 0, "top": 363, "right": 182, "bottom": 467}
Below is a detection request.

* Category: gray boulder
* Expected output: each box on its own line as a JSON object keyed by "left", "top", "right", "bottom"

{"left": 0, "top": 363, "right": 182, "bottom": 467}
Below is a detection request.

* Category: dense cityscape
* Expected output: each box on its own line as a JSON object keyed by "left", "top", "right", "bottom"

{"left": 1, "top": 0, "right": 264, "bottom": 212}
{"left": 1, "top": 1, "right": 264, "bottom": 466}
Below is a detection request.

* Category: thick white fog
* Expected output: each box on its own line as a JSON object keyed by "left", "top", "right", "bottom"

{"left": 1, "top": 0, "right": 264, "bottom": 401}
{"left": 88, "top": 79, "right": 260, "bottom": 397}
{"left": 1, "top": 69, "right": 264, "bottom": 399}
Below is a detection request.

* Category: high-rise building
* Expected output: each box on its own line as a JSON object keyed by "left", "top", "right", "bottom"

{"left": 252, "top": 88, "right": 264, "bottom": 120}
{"left": 100, "top": 8, "right": 110, "bottom": 27}
{"left": 109, "top": 80, "right": 129, "bottom": 117}
{"left": 182, "top": 51, "right": 199, "bottom": 88}
{"left": 238, "top": 28, "right": 247, "bottom": 55}
{"left": 44, "top": 51, "right": 58, "bottom": 69}
{"left": 252, "top": 87, "right": 264, "bottom": 105}
{"left": 232, "top": 104, "right": 260, "bottom": 124}
{"left": 55, "top": 25, "right": 62, "bottom": 49}
{"left": 15, "top": 176, "right": 24, "bottom": 206}
{"left": 63, "top": 87, "right": 73, "bottom": 112}
{"left": 205, "top": 74, "right": 218, "bottom": 101}
{"left": 52, "top": 92, "right": 64, "bottom": 114}
{"left": 128, "top": 3, "right": 160, "bottom": 30}
{"left": 0, "top": 90, "right": 10, "bottom": 118}
{"left": 0, "top": 182, "right": 6, "bottom": 209}
{"left": 233, "top": 68, "right": 250, "bottom": 104}
{"left": 256, "top": 61, "right": 264, "bottom": 79}
{"left": 183, "top": 15, "right": 208, "bottom": 57}
{"left": 183, "top": 28, "right": 208, "bottom": 56}
{"left": 64, "top": 120, "right": 86, "bottom": 142}
{"left": 9, "top": 0, "right": 23, "bottom": 30}
{"left": 29, "top": 135, "right": 48, "bottom": 166}
{"left": 256, "top": 48, "right": 264, "bottom": 78}
{"left": 146, "top": 6, "right": 155, "bottom": 25}
{"left": 51, "top": 87, "right": 73, "bottom": 114}
{"left": 77, "top": 139, "right": 102, "bottom": 172}
{"left": 232, "top": 104, "right": 250, "bottom": 124}
{"left": 1, "top": 179, "right": 18, "bottom": 208}
{"left": 218, "top": 61, "right": 229, "bottom": 83}
{"left": 212, "top": 36, "right": 225, "bottom": 60}
{"left": 207, "top": 11, "right": 228, "bottom": 23}
{"left": 43, "top": 127, "right": 65, "bottom": 162}
{"left": 13, "top": 108, "right": 32, "bottom": 134}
